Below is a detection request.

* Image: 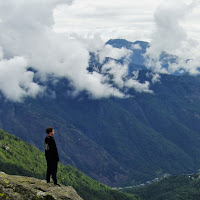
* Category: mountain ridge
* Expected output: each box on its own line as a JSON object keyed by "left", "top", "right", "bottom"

{"left": 1, "top": 39, "right": 200, "bottom": 187}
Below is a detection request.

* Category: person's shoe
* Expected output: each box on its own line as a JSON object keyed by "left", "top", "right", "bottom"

{"left": 54, "top": 183, "right": 61, "bottom": 187}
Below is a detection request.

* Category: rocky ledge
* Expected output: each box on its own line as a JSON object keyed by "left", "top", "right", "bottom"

{"left": 0, "top": 172, "right": 83, "bottom": 200}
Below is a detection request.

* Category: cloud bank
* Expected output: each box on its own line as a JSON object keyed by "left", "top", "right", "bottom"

{"left": 0, "top": 0, "right": 153, "bottom": 101}
{"left": 3, "top": 0, "right": 198, "bottom": 101}
{"left": 145, "top": 0, "right": 200, "bottom": 75}
{"left": 0, "top": 56, "right": 43, "bottom": 101}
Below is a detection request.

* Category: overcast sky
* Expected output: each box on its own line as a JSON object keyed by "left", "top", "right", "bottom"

{"left": 53, "top": 0, "right": 200, "bottom": 42}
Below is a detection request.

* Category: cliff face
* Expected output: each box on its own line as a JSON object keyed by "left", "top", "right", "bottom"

{"left": 0, "top": 172, "right": 83, "bottom": 200}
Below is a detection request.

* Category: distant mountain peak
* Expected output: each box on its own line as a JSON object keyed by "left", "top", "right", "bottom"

{"left": 106, "top": 39, "right": 149, "bottom": 50}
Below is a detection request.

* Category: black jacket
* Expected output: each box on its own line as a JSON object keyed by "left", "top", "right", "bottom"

{"left": 45, "top": 136, "right": 59, "bottom": 162}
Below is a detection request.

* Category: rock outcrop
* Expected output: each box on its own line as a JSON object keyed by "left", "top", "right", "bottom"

{"left": 0, "top": 172, "right": 83, "bottom": 200}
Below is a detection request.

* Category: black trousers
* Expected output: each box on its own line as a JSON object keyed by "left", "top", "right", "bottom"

{"left": 46, "top": 160, "right": 58, "bottom": 184}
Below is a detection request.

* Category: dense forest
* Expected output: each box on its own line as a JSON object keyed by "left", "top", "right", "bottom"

{"left": 123, "top": 174, "right": 200, "bottom": 200}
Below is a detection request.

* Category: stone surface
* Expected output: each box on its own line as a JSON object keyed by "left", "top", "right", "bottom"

{"left": 0, "top": 172, "right": 83, "bottom": 200}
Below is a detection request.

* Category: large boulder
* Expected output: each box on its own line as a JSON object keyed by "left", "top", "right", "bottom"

{"left": 0, "top": 172, "right": 83, "bottom": 200}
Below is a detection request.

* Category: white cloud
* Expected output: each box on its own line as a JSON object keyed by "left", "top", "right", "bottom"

{"left": 132, "top": 44, "right": 142, "bottom": 50}
{"left": 124, "top": 79, "right": 153, "bottom": 94}
{"left": 2, "top": 0, "right": 199, "bottom": 101}
{"left": 102, "top": 60, "right": 129, "bottom": 88}
{"left": 101, "top": 61, "right": 153, "bottom": 94}
{"left": 146, "top": 72, "right": 161, "bottom": 83}
{"left": 147, "top": 0, "right": 188, "bottom": 56}
{"left": 75, "top": 35, "right": 132, "bottom": 64}
{"left": 145, "top": 0, "right": 200, "bottom": 75}
{"left": 98, "top": 45, "right": 131, "bottom": 64}
{"left": 151, "top": 73, "right": 161, "bottom": 84}
{"left": 0, "top": 56, "right": 43, "bottom": 102}
{"left": 0, "top": 0, "right": 134, "bottom": 101}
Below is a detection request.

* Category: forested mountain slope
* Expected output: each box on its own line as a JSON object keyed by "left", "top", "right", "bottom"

{"left": 0, "top": 128, "right": 139, "bottom": 200}
{"left": 124, "top": 174, "right": 200, "bottom": 200}
{"left": 1, "top": 72, "right": 200, "bottom": 186}
{"left": 1, "top": 39, "right": 200, "bottom": 186}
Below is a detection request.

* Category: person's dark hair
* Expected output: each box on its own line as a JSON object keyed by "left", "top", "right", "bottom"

{"left": 46, "top": 127, "right": 53, "bottom": 134}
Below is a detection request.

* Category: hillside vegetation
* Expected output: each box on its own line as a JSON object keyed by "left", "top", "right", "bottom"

{"left": 124, "top": 174, "right": 200, "bottom": 200}
{"left": 0, "top": 128, "right": 140, "bottom": 200}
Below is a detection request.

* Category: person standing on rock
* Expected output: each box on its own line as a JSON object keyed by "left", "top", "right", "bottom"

{"left": 45, "top": 127, "right": 60, "bottom": 186}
